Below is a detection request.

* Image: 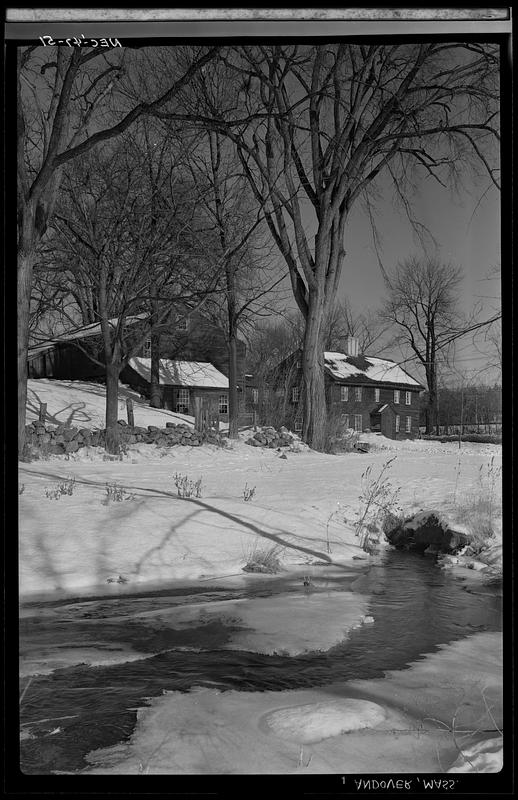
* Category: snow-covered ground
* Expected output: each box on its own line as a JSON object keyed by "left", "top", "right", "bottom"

{"left": 19, "top": 379, "right": 502, "bottom": 600}
{"left": 19, "top": 380, "right": 504, "bottom": 775}
{"left": 26, "top": 378, "right": 199, "bottom": 429}
{"left": 83, "top": 632, "right": 502, "bottom": 775}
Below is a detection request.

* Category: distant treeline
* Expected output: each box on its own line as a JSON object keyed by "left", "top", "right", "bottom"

{"left": 419, "top": 384, "right": 501, "bottom": 429}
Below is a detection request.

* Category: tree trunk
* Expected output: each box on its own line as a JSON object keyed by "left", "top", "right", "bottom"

{"left": 149, "top": 284, "right": 161, "bottom": 408}
{"left": 228, "top": 332, "right": 239, "bottom": 439}
{"left": 302, "top": 294, "right": 327, "bottom": 451}
{"left": 426, "top": 369, "right": 438, "bottom": 436}
{"left": 149, "top": 330, "right": 162, "bottom": 408}
{"left": 105, "top": 363, "right": 121, "bottom": 454}
{"left": 18, "top": 244, "right": 37, "bottom": 456}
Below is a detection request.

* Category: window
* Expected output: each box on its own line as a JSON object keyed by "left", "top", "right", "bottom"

{"left": 291, "top": 386, "right": 299, "bottom": 403}
{"left": 354, "top": 386, "right": 362, "bottom": 402}
{"left": 341, "top": 414, "right": 350, "bottom": 429}
{"left": 252, "top": 388, "right": 259, "bottom": 404}
{"left": 219, "top": 394, "right": 229, "bottom": 414}
{"left": 406, "top": 416, "right": 412, "bottom": 433}
{"left": 340, "top": 385, "right": 349, "bottom": 402}
{"left": 374, "top": 387, "right": 380, "bottom": 403}
{"left": 405, "top": 391, "right": 411, "bottom": 405}
{"left": 176, "top": 388, "right": 190, "bottom": 413}
{"left": 294, "top": 420, "right": 303, "bottom": 433}
{"left": 395, "top": 414, "right": 400, "bottom": 433}
{"left": 394, "top": 390, "right": 400, "bottom": 404}
{"left": 143, "top": 338, "right": 151, "bottom": 358}
{"left": 354, "top": 414, "right": 363, "bottom": 432}
{"left": 296, "top": 360, "right": 301, "bottom": 369}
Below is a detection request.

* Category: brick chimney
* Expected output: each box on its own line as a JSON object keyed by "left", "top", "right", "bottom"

{"left": 346, "top": 336, "right": 359, "bottom": 357}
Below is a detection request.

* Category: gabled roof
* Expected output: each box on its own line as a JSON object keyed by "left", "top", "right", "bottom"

{"left": 27, "top": 314, "right": 148, "bottom": 357}
{"left": 324, "top": 352, "right": 423, "bottom": 389}
{"left": 128, "top": 357, "right": 229, "bottom": 389}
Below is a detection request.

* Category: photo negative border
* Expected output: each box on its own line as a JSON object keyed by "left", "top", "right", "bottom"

{"left": 4, "top": 7, "right": 513, "bottom": 798}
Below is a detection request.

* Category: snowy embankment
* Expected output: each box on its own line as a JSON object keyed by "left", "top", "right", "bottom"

{"left": 25, "top": 378, "right": 198, "bottom": 430}
{"left": 83, "top": 632, "right": 502, "bottom": 775}
{"left": 19, "top": 379, "right": 502, "bottom": 600}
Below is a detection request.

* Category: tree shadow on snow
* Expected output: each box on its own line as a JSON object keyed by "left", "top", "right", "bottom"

{"left": 27, "top": 387, "right": 94, "bottom": 427}
{"left": 19, "top": 469, "right": 336, "bottom": 567}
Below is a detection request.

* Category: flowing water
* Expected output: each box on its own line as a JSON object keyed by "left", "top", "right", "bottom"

{"left": 19, "top": 551, "right": 502, "bottom": 774}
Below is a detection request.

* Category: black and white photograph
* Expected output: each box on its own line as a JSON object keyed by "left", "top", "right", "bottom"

{"left": 7, "top": 6, "right": 512, "bottom": 791}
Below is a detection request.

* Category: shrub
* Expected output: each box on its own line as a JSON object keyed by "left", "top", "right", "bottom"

{"left": 173, "top": 473, "right": 203, "bottom": 499}
{"left": 20, "top": 443, "right": 35, "bottom": 463}
{"left": 242, "top": 540, "right": 284, "bottom": 573}
{"left": 255, "top": 392, "right": 290, "bottom": 431}
{"left": 453, "top": 497, "right": 499, "bottom": 554}
{"left": 354, "top": 457, "right": 403, "bottom": 551}
{"left": 104, "top": 482, "right": 135, "bottom": 503}
{"left": 44, "top": 477, "right": 76, "bottom": 500}
{"left": 22, "top": 441, "right": 51, "bottom": 462}
{"left": 243, "top": 483, "right": 256, "bottom": 502}
{"left": 59, "top": 477, "right": 76, "bottom": 496}
{"left": 324, "top": 411, "right": 360, "bottom": 454}
{"left": 451, "top": 456, "right": 501, "bottom": 553}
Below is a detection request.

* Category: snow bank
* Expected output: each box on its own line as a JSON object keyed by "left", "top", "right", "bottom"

{"left": 83, "top": 632, "right": 501, "bottom": 775}
{"left": 124, "top": 590, "right": 370, "bottom": 656}
{"left": 345, "top": 632, "right": 503, "bottom": 734}
{"left": 223, "top": 593, "right": 371, "bottom": 655}
{"left": 84, "top": 685, "right": 442, "bottom": 775}
{"left": 264, "top": 699, "right": 387, "bottom": 743}
{"left": 447, "top": 735, "right": 503, "bottom": 773}
{"left": 26, "top": 378, "right": 197, "bottom": 430}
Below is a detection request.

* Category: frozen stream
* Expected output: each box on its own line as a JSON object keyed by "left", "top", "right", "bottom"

{"left": 19, "top": 551, "right": 502, "bottom": 774}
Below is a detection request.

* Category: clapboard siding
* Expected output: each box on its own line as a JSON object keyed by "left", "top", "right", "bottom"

{"left": 27, "top": 313, "right": 246, "bottom": 387}
{"left": 276, "top": 351, "right": 423, "bottom": 440}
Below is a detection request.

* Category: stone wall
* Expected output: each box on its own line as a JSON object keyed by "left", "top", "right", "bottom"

{"left": 245, "top": 426, "right": 295, "bottom": 448}
{"left": 23, "top": 419, "right": 226, "bottom": 455}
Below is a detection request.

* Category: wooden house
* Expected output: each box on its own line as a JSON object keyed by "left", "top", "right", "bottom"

{"left": 279, "top": 338, "right": 424, "bottom": 439}
{"left": 27, "top": 310, "right": 247, "bottom": 422}
{"left": 120, "top": 357, "right": 231, "bottom": 420}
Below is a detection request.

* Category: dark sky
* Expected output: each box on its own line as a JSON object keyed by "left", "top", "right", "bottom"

{"left": 283, "top": 168, "right": 501, "bottom": 385}
{"left": 340, "top": 176, "right": 501, "bottom": 384}
{"left": 339, "top": 174, "right": 500, "bottom": 318}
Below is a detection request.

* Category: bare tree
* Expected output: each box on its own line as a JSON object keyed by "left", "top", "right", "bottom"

{"left": 323, "top": 299, "right": 389, "bottom": 355}
{"left": 41, "top": 140, "right": 219, "bottom": 452}
{"left": 17, "top": 44, "right": 218, "bottom": 453}
{"left": 246, "top": 312, "right": 304, "bottom": 426}
{"left": 474, "top": 265, "right": 502, "bottom": 384}
{"left": 184, "top": 130, "right": 285, "bottom": 436}
{"left": 159, "top": 42, "right": 499, "bottom": 449}
{"left": 381, "top": 256, "right": 502, "bottom": 434}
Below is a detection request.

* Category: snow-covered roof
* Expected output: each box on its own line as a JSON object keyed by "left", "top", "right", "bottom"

{"left": 129, "top": 357, "right": 229, "bottom": 389}
{"left": 28, "top": 314, "right": 148, "bottom": 357}
{"left": 324, "top": 352, "right": 423, "bottom": 389}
